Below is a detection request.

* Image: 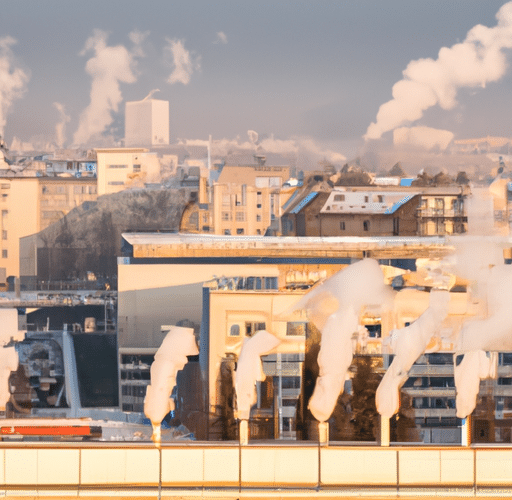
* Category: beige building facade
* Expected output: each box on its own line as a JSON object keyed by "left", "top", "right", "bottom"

{"left": 0, "top": 177, "right": 97, "bottom": 279}
{"left": 180, "top": 164, "right": 293, "bottom": 235}
{"left": 95, "top": 148, "right": 162, "bottom": 196}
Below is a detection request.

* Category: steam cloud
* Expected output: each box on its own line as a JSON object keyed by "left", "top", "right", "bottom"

{"left": 53, "top": 102, "right": 70, "bottom": 148}
{"left": 376, "top": 290, "right": 450, "bottom": 418}
{"left": 289, "top": 259, "right": 393, "bottom": 422}
{"left": 0, "top": 36, "right": 29, "bottom": 138}
{"left": 73, "top": 30, "right": 144, "bottom": 146}
{"left": 165, "top": 38, "right": 201, "bottom": 85}
{"left": 365, "top": 2, "right": 512, "bottom": 141}
{"left": 144, "top": 326, "right": 198, "bottom": 442}
{"left": 213, "top": 32, "right": 228, "bottom": 44}
{"left": 235, "top": 330, "right": 281, "bottom": 420}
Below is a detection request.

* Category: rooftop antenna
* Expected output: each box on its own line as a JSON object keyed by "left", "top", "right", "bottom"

{"left": 208, "top": 134, "right": 212, "bottom": 170}
{"left": 142, "top": 89, "right": 160, "bottom": 101}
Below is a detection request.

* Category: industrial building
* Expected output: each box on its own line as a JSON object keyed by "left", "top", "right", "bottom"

{"left": 124, "top": 97, "right": 170, "bottom": 147}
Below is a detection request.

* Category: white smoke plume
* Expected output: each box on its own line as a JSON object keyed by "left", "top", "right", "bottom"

{"left": 0, "top": 36, "right": 29, "bottom": 139}
{"left": 235, "top": 330, "right": 281, "bottom": 420}
{"left": 73, "top": 30, "right": 144, "bottom": 146}
{"left": 393, "top": 126, "right": 454, "bottom": 151}
{"left": 365, "top": 2, "right": 512, "bottom": 141}
{"left": 376, "top": 290, "right": 450, "bottom": 418}
{"left": 165, "top": 38, "right": 201, "bottom": 85}
{"left": 213, "top": 31, "right": 228, "bottom": 44}
{"left": 53, "top": 102, "right": 70, "bottom": 148}
{"left": 287, "top": 259, "right": 393, "bottom": 423}
{"left": 180, "top": 132, "right": 346, "bottom": 165}
{"left": 144, "top": 325, "right": 198, "bottom": 442}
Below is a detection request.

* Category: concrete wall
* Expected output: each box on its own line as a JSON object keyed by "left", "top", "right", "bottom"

{"left": 0, "top": 443, "right": 511, "bottom": 498}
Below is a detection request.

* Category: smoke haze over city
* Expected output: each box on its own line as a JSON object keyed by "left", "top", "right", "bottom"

{"left": 1, "top": 0, "right": 512, "bottom": 161}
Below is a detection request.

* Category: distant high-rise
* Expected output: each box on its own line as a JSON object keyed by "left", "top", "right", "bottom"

{"left": 125, "top": 98, "right": 169, "bottom": 147}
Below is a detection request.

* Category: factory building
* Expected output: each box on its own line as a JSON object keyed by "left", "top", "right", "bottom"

{"left": 124, "top": 98, "right": 169, "bottom": 147}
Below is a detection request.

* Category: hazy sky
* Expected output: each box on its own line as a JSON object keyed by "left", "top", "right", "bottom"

{"left": 1, "top": 0, "right": 511, "bottom": 158}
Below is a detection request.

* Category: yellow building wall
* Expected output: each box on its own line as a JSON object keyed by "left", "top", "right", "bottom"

{"left": 96, "top": 148, "right": 161, "bottom": 195}
{"left": 117, "top": 262, "right": 281, "bottom": 350}
{"left": 0, "top": 179, "right": 39, "bottom": 278}
{"left": 207, "top": 290, "right": 307, "bottom": 410}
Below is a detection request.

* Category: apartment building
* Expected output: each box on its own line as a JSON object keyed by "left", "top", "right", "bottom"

{"left": 281, "top": 185, "right": 469, "bottom": 237}
{"left": 179, "top": 162, "right": 292, "bottom": 235}
{"left": 95, "top": 148, "right": 162, "bottom": 195}
{"left": 0, "top": 176, "right": 97, "bottom": 279}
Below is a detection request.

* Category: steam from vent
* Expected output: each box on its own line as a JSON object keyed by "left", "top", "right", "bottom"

{"left": 53, "top": 102, "right": 70, "bottom": 148}
{"left": 144, "top": 325, "right": 198, "bottom": 442}
{"left": 365, "top": 2, "right": 512, "bottom": 141}
{"left": 235, "top": 330, "right": 281, "bottom": 420}
{"left": 393, "top": 126, "right": 454, "bottom": 151}
{"left": 289, "top": 259, "right": 393, "bottom": 423}
{"left": 165, "top": 38, "right": 201, "bottom": 85}
{"left": 73, "top": 30, "right": 144, "bottom": 146}
{"left": 0, "top": 36, "right": 29, "bottom": 138}
{"left": 376, "top": 290, "right": 450, "bottom": 418}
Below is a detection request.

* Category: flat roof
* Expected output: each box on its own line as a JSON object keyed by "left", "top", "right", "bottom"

{"left": 121, "top": 232, "right": 459, "bottom": 261}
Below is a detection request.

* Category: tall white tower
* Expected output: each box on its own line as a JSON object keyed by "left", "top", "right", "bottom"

{"left": 125, "top": 93, "right": 169, "bottom": 147}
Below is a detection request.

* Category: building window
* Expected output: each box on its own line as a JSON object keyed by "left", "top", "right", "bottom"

{"left": 1, "top": 230, "right": 6, "bottom": 240}
{"left": 363, "top": 220, "right": 370, "bottom": 231}
{"left": 224, "top": 229, "right": 231, "bottom": 235}
{"left": 333, "top": 194, "right": 345, "bottom": 202}
{"left": 229, "top": 325, "right": 240, "bottom": 337}
{"left": 222, "top": 194, "right": 230, "bottom": 206}
{"left": 256, "top": 214, "right": 261, "bottom": 222}
{"left": 133, "top": 164, "right": 141, "bottom": 172}
{"left": 107, "top": 164, "right": 128, "bottom": 169}
{"left": 1, "top": 250, "right": 6, "bottom": 259}
{"left": 340, "top": 221, "right": 345, "bottom": 230}
{"left": 221, "top": 211, "right": 231, "bottom": 221}
{"left": 286, "top": 322, "right": 309, "bottom": 336}
{"left": 245, "top": 322, "right": 266, "bottom": 336}
{"left": 0, "top": 184, "right": 9, "bottom": 189}
{"left": 364, "top": 196, "right": 369, "bottom": 203}
{"left": 236, "top": 211, "right": 246, "bottom": 222}
{"left": 236, "top": 228, "right": 244, "bottom": 235}
{"left": 107, "top": 181, "right": 124, "bottom": 185}
{"left": 2, "top": 210, "right": 8, "bottom": 219}
{"left": 393, "top": 217, "right": 399, "bottom": 235}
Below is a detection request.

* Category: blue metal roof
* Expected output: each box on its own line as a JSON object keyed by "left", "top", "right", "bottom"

{"left": 281, "top": 190, "right": 300, "bottom": 211}
{"left": 384, "top": 194, "right": 414, "bottom": 214}
{"left": 400, "top": 178, "right": 414, "bottom": 187}
{"left": 290, "top": 192, "right": 319, "bottom": 214}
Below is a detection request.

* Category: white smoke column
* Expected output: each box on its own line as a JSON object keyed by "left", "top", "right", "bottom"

{"left": 73, "top": 30, "right": 142, "bottom": 145}
{"left": 165, "top": 38, "right": 201, "bottom": 85}
{"left": 392, "top": 126, "right": 454, "bottom": 151}
{"left": 365, "top": 2, "right": 512, "bottom": 141}
{"left": 0, "top": 310, "right": 24, "bottom": 409}
{"left": 234, "top": 330, "right": 281, "bottom": 420}
{"left": 0, "top": 36, "right": 29, "bottom": 138}
{"left": 457, "top": 264, "right": 512, "bottom": 353}
{"left": 53, "top": 102, "right": 70, "bottom": 148}
{"left": 144, "top": 326, "right": 198, "bottom": 442}
{"left": 376, "top": 289, "right": 450, "bottom": 418}
{"left": 290, "top": 259, "right": 393, "bottom": 423}
{"left": 454, "top": 350, "right": 494, "bottom": 418}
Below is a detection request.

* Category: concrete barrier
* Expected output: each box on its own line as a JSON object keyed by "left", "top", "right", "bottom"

{"left": 0, "top": 442, "right": 510, "bottom": 498}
